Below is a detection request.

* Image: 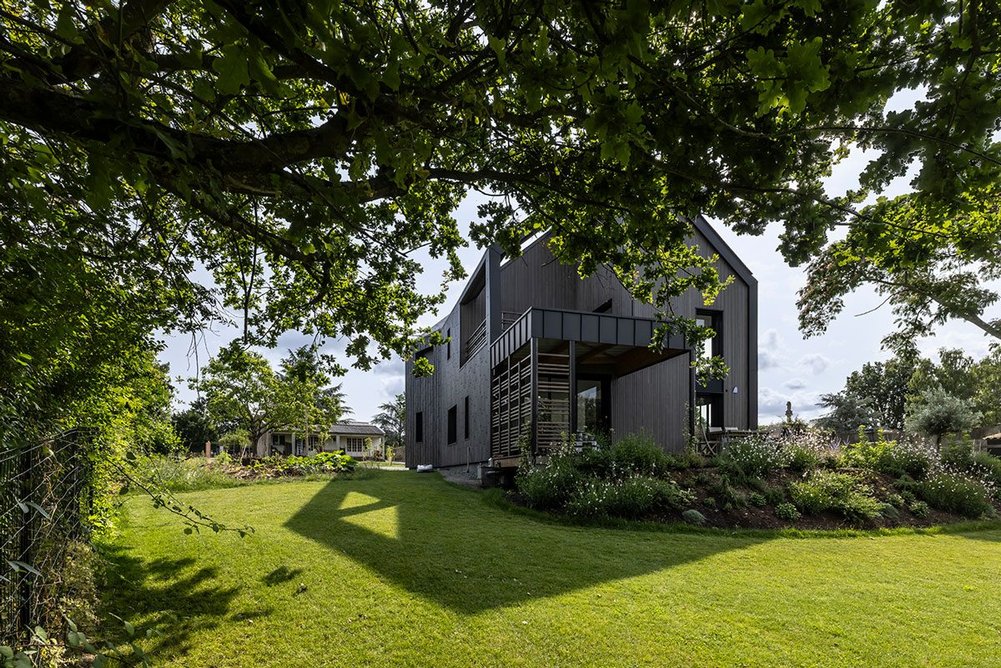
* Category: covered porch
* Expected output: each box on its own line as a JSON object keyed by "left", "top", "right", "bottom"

{"left": 489, "top": 308, "right": 688, "bottom": 466}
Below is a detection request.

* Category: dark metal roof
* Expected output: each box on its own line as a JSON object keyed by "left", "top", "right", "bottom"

{"left": 331, "top": 422, "right": 385, "bottom": 436}
{"left": 692, "top": 214, "right": 757, "bottom": 287}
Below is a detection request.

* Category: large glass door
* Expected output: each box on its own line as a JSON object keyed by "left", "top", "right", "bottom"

{"left": 575, "top": 376, "right": 610, "bottom": 436}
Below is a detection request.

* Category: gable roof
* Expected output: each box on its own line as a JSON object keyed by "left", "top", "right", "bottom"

{"left": 691, "top": 214, "right": 757, "bottom": 287}
{"left": 330, "top": 422, "right": 384, "bottom": 436}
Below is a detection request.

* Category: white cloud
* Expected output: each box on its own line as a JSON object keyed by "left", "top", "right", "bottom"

{"left": 758, "top": 386, "right": 825, "bottom": 425}
{"left": 759, "top": 349, "right": 785, "bottom": 371}
{"left": 798, "top": 354, "right": 830, "bottom": 375}
{"left": 785, "top": 378, "right": 806, "bottom": 390}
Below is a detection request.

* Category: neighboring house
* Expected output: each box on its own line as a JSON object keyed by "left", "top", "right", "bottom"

{"left": 405, "top": 216, "right": 757, "bottom": 469}
{"left": 257, "top": 422, "right": 385, "bottom": 459}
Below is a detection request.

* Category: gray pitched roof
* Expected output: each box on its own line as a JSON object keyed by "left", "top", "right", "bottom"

{"left": 330, "top": 422, "right": 384, "bottom": 436}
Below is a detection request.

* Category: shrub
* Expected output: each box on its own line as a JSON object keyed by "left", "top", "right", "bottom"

{"left": 676, "top": 451, "right": 709, "bottom": 469}
{"left": 572, "top": 445, "right": 613, "bottom": 478}
{"left": 876, "top": 440, "right": 936, "bottom": 480}
{"left": 917, "top": 473, "right": 994, "bottom": 518}
{"left": 763, "top": 484, "right": 786, "bottom": 506}
{"left": 250, "top": 451, "right": 356, "bottom": 477}
{"left": 972, "top": 452, "right": 1001, "bottom": 495}
{"left": 708, "top": 475, "right": 746, "bottom": 508}
{"left": 682, "top": 509, "right": 707, "bottom": 525}
{"left": 786, "top": 445, "right": 821, "bottom": 472}
{"left": 844, "top": 435, "right": 935, "bottom": 480}
{"left": 515, "top": 460, "right": 583, "bottom": 512}
{"left": 716, "top": 437, "right": 787, "bottom": 480}
{"left": 776, "top": 428, "right": 839, "bottom": 472}
{"left": 702, "top": 496, "right": 717, "bottom": 509}
{"left": 886, "top": 492, "right": 906, "bottom": 508}
{"left": 748, "top": 492, "right": 767, "bottom": 507}
{"left": 893, "top": 475, "right": 919, "bottom": 495}
{"left": 789, "top": 471, "right": 882, "bottom": 521}
{"left": 940, "top": 435, "right": 976, "bottom": 469}
{"left": 908, "top": 500, "right": 930, "bottom": 518}
{"left": 610, "top": 434, "right": 675, "bottom": 477}
{"left": 879, "top": 503, "right": 900, "bottom": 520}
{"left": 775, "top": 502, "right": 801, "bottom": 522}
{"left": 564, "top": 476, "right": 694, "bottom": 519}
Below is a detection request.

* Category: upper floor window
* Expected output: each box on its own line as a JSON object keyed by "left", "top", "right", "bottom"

{"left": 695, "top": 310, "right": 722, "bottom": 360}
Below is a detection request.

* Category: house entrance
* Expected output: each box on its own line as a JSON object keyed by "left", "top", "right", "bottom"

{"left": 575, "top": 376, "right": 610, "bottom": 437}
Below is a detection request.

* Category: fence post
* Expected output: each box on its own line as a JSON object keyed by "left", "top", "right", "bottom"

{"left": 17, "top": 443, "right": 35, "bottom": 637}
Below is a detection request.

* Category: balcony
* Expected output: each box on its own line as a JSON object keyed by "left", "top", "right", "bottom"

{"left": 464, "top": 312, "right": 521, "bottom": 360}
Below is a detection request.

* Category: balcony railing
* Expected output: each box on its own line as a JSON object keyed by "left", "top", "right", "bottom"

{"left": 464, "top": 311, "right": 523, "bottom": 360}
{"left": 465, "top": 319, "right": 488, "bottom": 359}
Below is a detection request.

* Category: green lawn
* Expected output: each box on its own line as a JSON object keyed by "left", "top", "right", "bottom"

{"left": 102, "top": 471, "right": 1001, "bottom": 666}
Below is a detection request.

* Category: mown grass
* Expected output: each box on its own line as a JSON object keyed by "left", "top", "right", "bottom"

{"left": 101, "top": 470, "right": 1001, "bottom": 667}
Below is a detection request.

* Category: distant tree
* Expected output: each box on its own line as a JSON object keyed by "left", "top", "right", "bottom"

{"left": 198, "top": 341, "right": 283, "bottom": 458}
{"left": 972, "top": 348, "right": 1001, "bottom": 427}
{"left": 816, "top": 351, "right": 919, "bottom": 437}
{"left": 217, "top": 429, "right": 252, "bottom": 457}
{"left": 171, "top": 398, "right": 218, "bottom": 453}
{"left": 279, "top": 345, "right": 350, "bottom": 451}
{"left": 902, "top": 347, "right": 1001, "bottom": 429}
{"left": 905, "top": 387, "right": 981, "bottom": 447}
{"left": 373, "top": 394, "right": 406, "bottom": 450}
{"left": 908, "top": 348, "right": 978, "bottom": 403}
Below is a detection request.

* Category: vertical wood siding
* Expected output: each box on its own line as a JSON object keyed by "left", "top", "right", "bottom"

{"left": 407, "top": 220, "right": 756, "bottom": 465}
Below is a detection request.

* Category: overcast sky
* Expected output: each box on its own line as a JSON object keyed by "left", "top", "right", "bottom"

{"left": 159, "top": 92, "right": 999, "bottom": 425}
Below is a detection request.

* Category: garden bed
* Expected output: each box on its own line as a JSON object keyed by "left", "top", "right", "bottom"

{"left": 510, "top": 431, "right": 1001, "bottom": 531}
{"left": 668, "top": 468, "right": 968, "bottom": 530}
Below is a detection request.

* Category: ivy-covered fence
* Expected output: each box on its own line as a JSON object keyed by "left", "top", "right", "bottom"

{"left": 1, "top": 430, "right": 93, "bottom": 646}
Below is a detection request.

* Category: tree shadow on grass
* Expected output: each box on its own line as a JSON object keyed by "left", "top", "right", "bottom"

{"left": 284, "top": 472, "right": 768, "bottom": 615}
{"left": 262, "top": 565, "right": 304, "bottom": 586}
{"left": 99, "top": 546, "right": 243, "bottom": 658}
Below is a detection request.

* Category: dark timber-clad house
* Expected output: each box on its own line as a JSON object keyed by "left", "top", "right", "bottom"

{"left": 405, "top": 216, "right": 757, "bottom": 470}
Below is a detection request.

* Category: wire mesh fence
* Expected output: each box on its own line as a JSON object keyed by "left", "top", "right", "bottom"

{"left": 1, "top": 429, "right": 94, "bottom": 647}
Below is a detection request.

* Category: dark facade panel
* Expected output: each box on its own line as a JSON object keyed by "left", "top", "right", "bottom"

{"left": 410, "top": 217, "right": 757, "bottom": 466}
{"left": 599, "top": 316, "right": 616, "bottom": 344}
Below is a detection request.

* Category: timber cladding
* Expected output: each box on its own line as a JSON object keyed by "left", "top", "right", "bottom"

{"left": 406, "top": 216, "right": 757, "bottom": 467}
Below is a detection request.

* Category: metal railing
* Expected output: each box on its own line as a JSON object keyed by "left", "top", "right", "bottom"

{"left": 464, "top": 319, "right": 488, "bottom": 359}
{"left": 464, "top": 312, "right": 524, "bottom": 360}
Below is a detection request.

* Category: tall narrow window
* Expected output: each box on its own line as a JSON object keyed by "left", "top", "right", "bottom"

{"left": 447, "top": 405, "right": 457, "bottom": 444}
{"left": 415, "top": 412, "right": 424, "bottom": 443}
{"left": 695, "top": 310, "right": 722, "bottom": 360}
{"left": 464, "top": 396, "right": 470, "bottom": 439}
{"left": 446, "top": 328, "right": 451, "bottom": 359}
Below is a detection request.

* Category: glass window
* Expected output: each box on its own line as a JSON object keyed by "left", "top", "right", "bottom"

{"left": 576, "top": 380, "right": 602, "bottom": 435}
{"left": 464, "top": 396, "right": 470, "bottom": 439}
{"left": 447, "top": 405, "right": 457, "bottom": 444}
{"left": 695, "top": 311, "right": 721, "bottom": 360}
